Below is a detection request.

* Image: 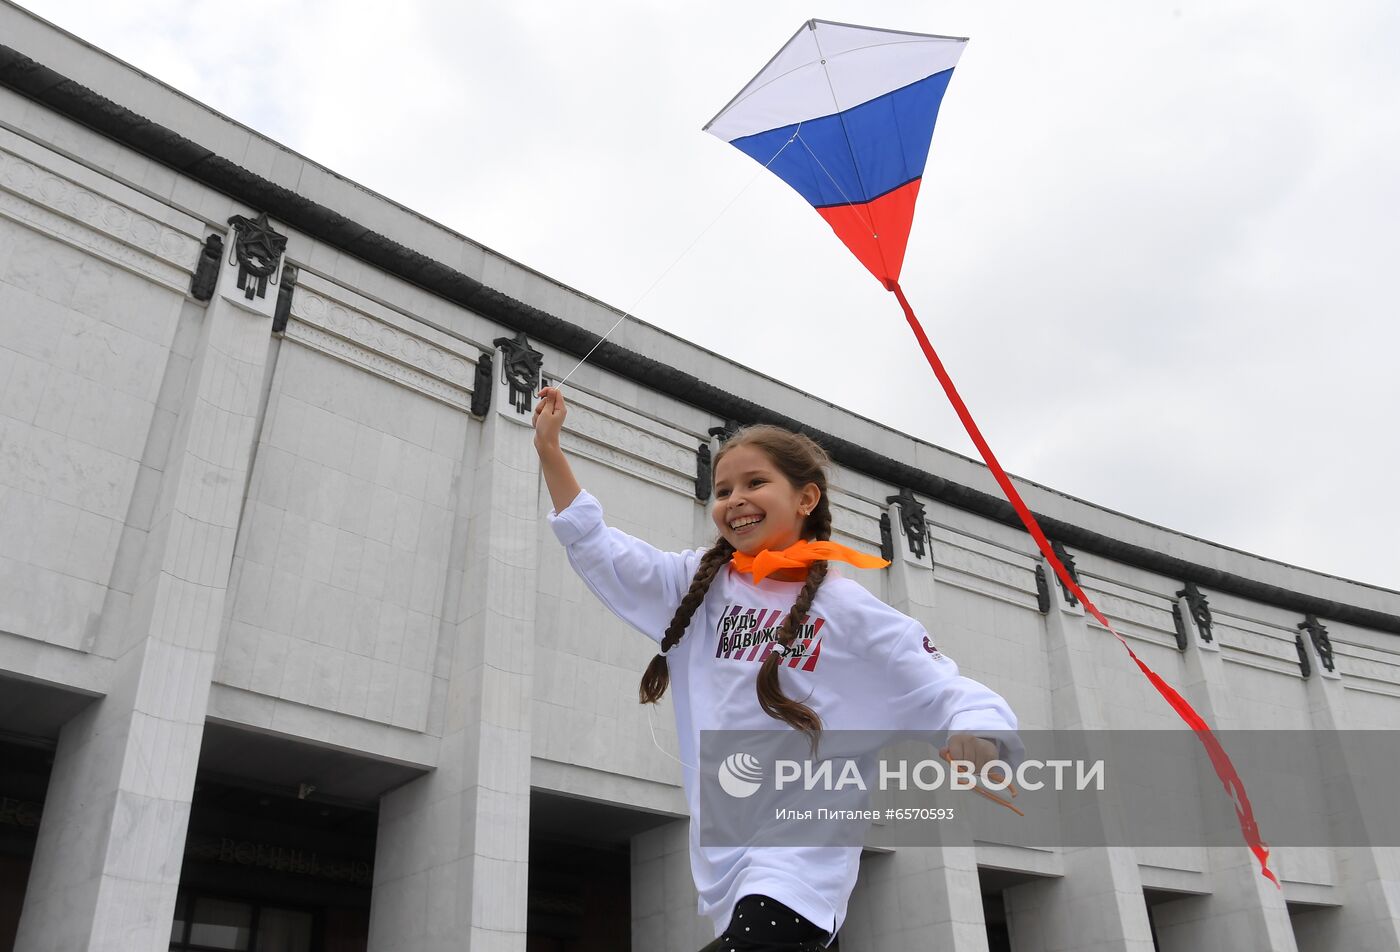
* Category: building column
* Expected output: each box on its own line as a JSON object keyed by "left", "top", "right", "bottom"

{"left": 1292, "top": 625, "right": 1400, "bottom": 952}
{"left": 631, "top": 819, "right": 713, "bottom": 951}
{"left": 1148, "top": 588, "right": 1297, "bottom": 952}
{"left": 839, "top": 493, "right": 990, "bottom": 951}
{"left": 1001, "top": 556, "right": 1155, "bottom": 952}
{"left": 14, "top": 218, "right": 283, "bottom": 951}
{"left": 368, "top": 335, "right": 538, "bottom": 952}
{"left": 842, "top": 844, "right": 987, "bottom": 952}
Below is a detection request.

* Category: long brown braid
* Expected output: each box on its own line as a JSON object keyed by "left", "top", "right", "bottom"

{"left": 638, "top": 540, "right": 734, "bottom": 704}
{"left": 755, "top": 500, "right": 831, "bottom": 748}
{"left": 638, "top": 426, "right": 835, "bottom": 753}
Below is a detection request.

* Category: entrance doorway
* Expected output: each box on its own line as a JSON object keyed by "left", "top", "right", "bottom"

{"left": 527, "top": 789, "right": 676, "bottom": 952}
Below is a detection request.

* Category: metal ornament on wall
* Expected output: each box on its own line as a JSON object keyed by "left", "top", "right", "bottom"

{"left": 227, "top": 212, "right": 288, "bottom": 302}
{"left": 1177, "top": 581, "right": 1214, "bottom": 643}
{"left": 470, "top": 351, "right": 493, "bottom": 418}
{"left": 1295, "top": 634, "right": 1312, "bottom": 679}
{"left": 190, "top": 233, "right": 223, "bottom": 301}
{"left": 1171, "top": 604, "right": 1188, "bottom": 651}
{"left": 1049, "top": 540, "right": 1080, "bottom": 607}
{"left": 709, "top": 420, "right": 742, "bottom": 445}
{"left": 1298, "top": 614, "right": 1335, "bottom": 673}
{"left": 879, "top": 512, "right": 893, "bottom": 563}
{"left": 272, "top": 263, "right": 298, "bottom": 334}
{"left": 493, "top": 331, "right": 543, "bottom": 414}
{"left": 1035, "top": 564, "right": 1051, "bottom": 614}
{"left": 885, "top": 487, "right": 931, "bottom": 563}
{"left": 695, "top": 443, "right": 712, "bottom": 501}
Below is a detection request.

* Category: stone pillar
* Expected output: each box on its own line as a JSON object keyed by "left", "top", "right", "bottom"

{"left": 631, "top": 819, "right": 713, "bottom": 951}
{"left": 880, "top": 489, "right": 935, "bottom": 618}
{"left": 1148, "top": 589, "right": 1297, "bottom": 952}
{"left": 15, "top": 217, "right": 283, "bottom": 951}
{"left": 367, "top": 334, "right": 539, "bottom": 951}
{"left": 1001, "top": 556, "right": 1155, "bottom": 952}
{"left": 843, "top": 844, "right": 988, "bottom": 952}
{"left": 837, "top": 493, "right": 990, "bottom": 951}
{"left": 1291, "top": 626, "right": 1400, "bottom": 952}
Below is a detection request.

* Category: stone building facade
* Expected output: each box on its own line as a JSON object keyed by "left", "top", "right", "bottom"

{"left": 1, "top": 3, "right": 1398, "bottom": 951}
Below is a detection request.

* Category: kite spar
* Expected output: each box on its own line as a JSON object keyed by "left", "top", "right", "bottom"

{"left": 705, "top": 19, "right": 1276, "bottom": 886}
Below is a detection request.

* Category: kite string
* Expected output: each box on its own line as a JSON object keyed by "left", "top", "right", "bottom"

{"left": 648, "top": 701, "right": 698, "bottom": 772}
{"left": 793, "top": 133, "right": 879, "bottom": 240}
{"left": 552, "top": 127, "right": 803, "bottom": 390}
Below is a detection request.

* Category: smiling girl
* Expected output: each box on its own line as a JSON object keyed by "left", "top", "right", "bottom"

{"left": 532, "top": 386, "right": 1019, "bottom": 951}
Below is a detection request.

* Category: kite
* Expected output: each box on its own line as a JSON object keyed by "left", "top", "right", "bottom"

{"left": 705, "top": 19, "right": 1276, "bottom": 886}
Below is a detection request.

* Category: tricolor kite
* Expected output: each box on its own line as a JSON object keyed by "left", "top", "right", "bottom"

{"left": 705, "top": 20, "right": 964, "bottom": 288}
{"left": 706, "top": 19, "right": 1277, "bottom": 886}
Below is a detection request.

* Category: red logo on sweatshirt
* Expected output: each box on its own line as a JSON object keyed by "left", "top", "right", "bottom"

{"left": 922, "top": 635, "right": 944, "bottom": 660}
{"left": 715, "top": 604, "right": 824, "bottom": 671}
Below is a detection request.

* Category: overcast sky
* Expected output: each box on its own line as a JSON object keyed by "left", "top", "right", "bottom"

{"left": 18, "top": 1, "right": 1397, "bottom": 590}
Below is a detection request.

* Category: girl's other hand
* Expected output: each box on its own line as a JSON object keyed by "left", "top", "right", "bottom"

{"left": 533, "top": 386, "right": 566, "bottom": 448}
{"left": 940, "top": 733, "right": 1002, "bottom": 780}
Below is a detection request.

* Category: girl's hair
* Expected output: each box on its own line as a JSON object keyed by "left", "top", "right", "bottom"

{"left": 639, "top": 425, "right": 834, "bottom": 751}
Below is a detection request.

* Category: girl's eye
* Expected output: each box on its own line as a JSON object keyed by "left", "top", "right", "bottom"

{"left": 716, "top": 489, "right": 729, "bottom": 497}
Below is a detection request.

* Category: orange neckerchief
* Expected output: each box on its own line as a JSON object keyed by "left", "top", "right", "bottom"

{"left": 730, "top": 539, "right": 890, "bottom": 584}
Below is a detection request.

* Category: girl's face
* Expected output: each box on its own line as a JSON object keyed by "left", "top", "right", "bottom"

{"left": 711, "top": 444, "right": 820, "bottom": 556}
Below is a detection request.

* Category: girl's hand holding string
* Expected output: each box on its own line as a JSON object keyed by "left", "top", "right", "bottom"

{"left": 533, "top": 387, "right": 583, "bottom": 513}
{"left": 939, "top": 734, "right": 1023, "bottom": 816}
{"left": 941, "top": 732, "right": 999, "bottom": 772}
{"left": 533, "top": 386, "right": 566, "bottom": 449}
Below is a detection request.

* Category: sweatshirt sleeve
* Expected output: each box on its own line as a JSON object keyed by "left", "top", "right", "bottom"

{"left": 546, "top": 489, "right": 702, "bottom": 647}
{"left": 881, "top": 617, "right": 1025, "bottom": 769}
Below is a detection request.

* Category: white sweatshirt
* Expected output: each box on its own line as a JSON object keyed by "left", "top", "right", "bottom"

{"left": 547, "top": 489, "right": 1019, "bottom": 944}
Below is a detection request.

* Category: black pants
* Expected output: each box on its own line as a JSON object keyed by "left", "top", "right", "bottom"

{"left": 697, "top": 894, "right": 834, "bottom": 951}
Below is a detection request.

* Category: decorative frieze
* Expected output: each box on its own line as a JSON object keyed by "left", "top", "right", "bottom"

{"left": 285, "top": 323, "right": 471, "bottom": 412}
{"left": 0, "top": 146, "right": 199, "bottom": 289}
{"left": 1215, "top": 621, "right": 1306, "bottom": 675}
{"left": 287, "top": 287, "right": 476, "bottom": 411}
{"left": 294, "top": 290, "right": 474, "bottom": 386}
{"left": 560, "top": 429, "right": 692, "bottom": 496}
{"left": 935, "top": 542, "right": 1033, "bottom": 595}
{"left": 561, "top": 400, "right": 693, "bottom": 480}
{"left": 1079, "top": 588, "right": 1175, "bottom": 643}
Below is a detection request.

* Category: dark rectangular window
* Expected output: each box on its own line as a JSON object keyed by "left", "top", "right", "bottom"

{"left": 169, "top": 892, "right": 314, "bottom": 952}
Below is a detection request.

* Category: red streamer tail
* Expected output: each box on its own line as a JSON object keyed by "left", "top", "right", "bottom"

{"left": 888, "top": 280, "right": 1277, "bottom": 887}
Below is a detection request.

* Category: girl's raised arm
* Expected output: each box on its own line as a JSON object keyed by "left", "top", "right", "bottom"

{"left": 533, "top": 387, "right": 582, "bottom": 513}
{"left": 533, "top": 386, "right": 701, "bottom": 648}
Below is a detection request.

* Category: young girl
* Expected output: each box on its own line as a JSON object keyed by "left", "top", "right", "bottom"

{"left": 532, "top": 386, "right": 1019, "bottom": 951}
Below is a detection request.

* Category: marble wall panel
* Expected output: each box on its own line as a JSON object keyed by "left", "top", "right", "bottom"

{"left": 216, "top": 338, "right": 465, "bottom": 731}
{"left": 0, "top": 218, "right": 183, "bottom": 650}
